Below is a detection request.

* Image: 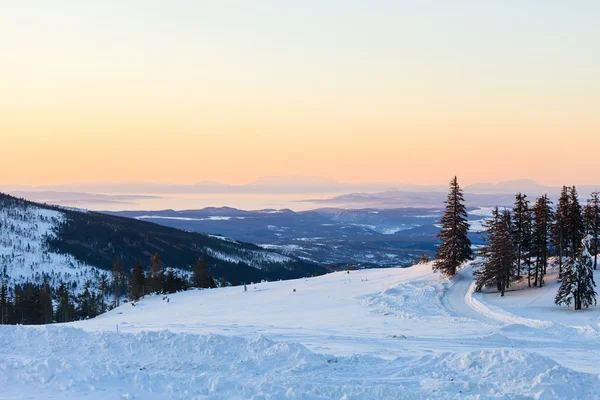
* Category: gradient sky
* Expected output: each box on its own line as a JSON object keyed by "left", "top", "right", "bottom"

{"left": 1, "top": 1, "right": 599, "bottom": 187}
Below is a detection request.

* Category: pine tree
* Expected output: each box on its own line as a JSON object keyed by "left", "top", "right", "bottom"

{"left": 128, "top": 261, "right": 145, "bottom": 301}
{"left": 98, "top": 273, "right": 109, "bottom": 314}
{"left": 78, "top": 281, "right": 92, "bottom": 319}
{"left": 0, "top": 281, "right": 8, "bottom": 325}
{"left": 55, "top": 282, "right": 75, "bottom": 323}
{"left": 39, "top": 281, "right": 53, "bottom": 324}
{"left": 555, "top": 235, "right": 597, "bottom": 310}
{"left": 111, "top": 257, "right": 125, "bottom": 307}
{"left": 163, "top": 269, "right": 186, "bottom": 293}
{"left": 80, "top": 280, "right": 98, "bottom": 319}
{"left": 583, "top": 191, "right": 600, "bottom": 270}
{"left": 567, "top": 186, "right": 584, "bottom": 260}
{"left": 512, "top": 193, "right": 531, "bottom": 279}
{"left": 553, "top": 186, "right": 570, "bottom": 275}
{"left": 433, "top": 176, "right": 472, "bottom": 276}
{"left": 148, "top": 253, "right": 166, "bottom": 294}
{"left": 475, "top": 207, "right": 515, "bottom": 296}
{"left": 192, "top": 256, "right": 216, "bottom": 289}
{"left": 531, "top": 195, "right": 554, "bottom": 287}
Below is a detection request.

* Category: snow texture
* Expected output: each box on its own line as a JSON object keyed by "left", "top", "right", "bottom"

{"left": 3, "top": 262, "right": 600, "bottom": 398}
{"left": 0, "top": 204, "right": 104, "bottom": 292}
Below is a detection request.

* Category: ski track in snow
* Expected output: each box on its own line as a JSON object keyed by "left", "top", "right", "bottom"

{"left": 3, "top": 262, "right": 600, "bottom": 399}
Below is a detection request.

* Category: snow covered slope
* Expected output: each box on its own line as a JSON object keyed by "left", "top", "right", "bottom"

{"left": 0, "top": 200, "right": 103, "bottom": 290}
{"left": 3, "top": 262, "right": 600, "bottom": 398}
{"left": 0, "top": 193, "right": 325, "bottom": 288}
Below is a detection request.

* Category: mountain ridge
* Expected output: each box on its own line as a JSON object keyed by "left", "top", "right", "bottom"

{"left": 0, "top": 193, "right": 326, "bottom": 290}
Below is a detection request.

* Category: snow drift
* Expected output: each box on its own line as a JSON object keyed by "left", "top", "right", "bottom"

{"left": 2, "top": 326, "right": 599, "bottom": 400}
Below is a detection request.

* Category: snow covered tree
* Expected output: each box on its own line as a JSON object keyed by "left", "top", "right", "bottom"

{"left": 553, "top": 186, "right": 570, "bottom": 275}
{"left": 434, "top": 176, "right": 472, "bottom": 277}
{"left": 582, "top": 191, "right": 600, "bottom": 270}
{"left": 555, "top": 235, "right": 597, "bottom": 310}
{"left": 111, "top": 257, "right": 125, "bottom": 307}
{"left": 567, "top": 187, "right": 585, "bottom": 261}
{"left": 512, "top": 193, "right": 531, "bottom": 279}
{"left": 475, "top": 207, "right": 515, "bottom": 296}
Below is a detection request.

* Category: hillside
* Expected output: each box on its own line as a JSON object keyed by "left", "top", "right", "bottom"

{"left": 0, "top": 193, "right": 326, "bottom": 289}
{"left": 2, "top": 262, "right": 599, "bottom": 398}
{"left": 107, "top": 207, "right": 490, "bottom": 267}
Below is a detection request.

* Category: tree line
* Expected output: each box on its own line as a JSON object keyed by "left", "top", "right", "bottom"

{"left": 434, "top": 177, "right": 598, "bottom": 311}
{"left": 0, "top": 253, "right": 224, "bottom": 325}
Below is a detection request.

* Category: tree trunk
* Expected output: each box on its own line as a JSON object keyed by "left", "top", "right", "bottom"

{"left": 517, "top": 247, "right": 521, "bottom": 279}
{"left": 558, "top": 244, "right": 563, "bottom": 276}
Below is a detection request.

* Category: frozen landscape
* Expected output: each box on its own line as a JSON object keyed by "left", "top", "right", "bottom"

{"left": 2, "top": 261, "right": 599, "bottom": 399}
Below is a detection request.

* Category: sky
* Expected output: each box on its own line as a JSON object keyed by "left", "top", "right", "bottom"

{"left": 1, "top": 1, "right": 599, "bottom": 187}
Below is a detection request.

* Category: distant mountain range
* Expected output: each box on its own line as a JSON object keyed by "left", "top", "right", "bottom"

{"left": 304, "top": 180, "right": 600, "bottom": 209}
{"left": 107, "top": 206, "right": 491, "bottom": 268}
{"left": 0, "top": 177, "right": 404, "bottom": 195}
{"left": 3, "top": 178, "right": 598, "bottom": 209}
{"left": 0, "top": 193, "right": 326, "bottom": 291}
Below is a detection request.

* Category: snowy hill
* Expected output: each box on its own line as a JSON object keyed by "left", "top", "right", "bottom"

{"left": 3, "top": 262, "right": 600, "bottom": 398}
{"left": 0, "top": 193, "right": 325, "bottom": 290}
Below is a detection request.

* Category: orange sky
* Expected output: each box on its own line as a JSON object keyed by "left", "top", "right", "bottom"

{"left": 2, "top": 2, "right": 599, "bottom": 187}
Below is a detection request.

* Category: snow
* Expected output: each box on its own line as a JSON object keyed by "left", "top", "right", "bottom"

{"left": 205, "top": 247, "right": 294, "bottom": 266}
{"left": 135, "top": 215, "right": 240, "bottom": 221}
{"left": 3, "top": 262, "right": 600, "bottom": 398}
{"left": 475, "top": 265, "right": 600, "bottom": 327}
{"left": 0, "top": 204, "right": 104, "bottom": 292}
{"left": 470, "top": 207, "right": 497, "bottom": 217}
{"left": 467, "top": 218, "right": 488, "bottom": 233}
{"left": 349, "top": 223, "right": 420, "bottom": 234}
{"left": 4, "top": 326, "right": 598, "bottom": 400}
{"left": 206, "top": 233, "right": 239, "bottom": 243}
{"left": 259, "top": 244, "right": 306, "bottom": 254}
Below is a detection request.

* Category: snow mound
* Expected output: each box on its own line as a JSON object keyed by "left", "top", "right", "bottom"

{"left": 360, "top": 278, "right": 449, "bottom": 319}
{"left": 1, "top": 326, "right": 599, "bottom": 399}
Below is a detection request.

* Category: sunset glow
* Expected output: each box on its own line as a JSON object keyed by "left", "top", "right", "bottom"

{"left": 2, "top": 1, "right": 599, "bottom": 186}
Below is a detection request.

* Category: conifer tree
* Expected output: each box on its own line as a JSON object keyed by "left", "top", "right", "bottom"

{"left": 192, "top": 256, "right": 216, "bottom": 289}
{"left": 553, "top": 186, "right": 570, "bottom": 275}
{"left": 111, "top": 257, "right": 125, "bottom": 307}
{"left": 583, "top": 191, "right": 600, "bottom": 270}
{"left": 78, "top": 280, "right": 98, "bottom": 319}
{"left": 128, "top": 261, "right": 145, "bottom": 301}
{"left": 148, "top": 253, "right": 166, "bottom": 294}
{"left": 55, "top": 282, "right": 75, "bottom": 323}
{"left": 98, "top": 273, "right": 109, "bottom": 314}
{"left": 475, "top": 207, "right": 514, "bottom": 296}
{"left": 555, "top": 235, "right": 597, "bottom": 310}
{"left": 40, "top": 281, "right": 53, "bottom": 324}
{"left": 434, "top": 176, "right": 472, "bottom": 276}
{"left": 163, "top": 269, "right": 186, "bottom": 293}
{"left": 567, "top": 186, "right": 585, "bottom": 260}
{"left": 531, "top": 195, "right": 554, "bottom": 287}
{"left": 0, "top": 281, "right": 8, "bottom": 325}
{"left": 512, "top": 193, "right": 531, "bottom": 279}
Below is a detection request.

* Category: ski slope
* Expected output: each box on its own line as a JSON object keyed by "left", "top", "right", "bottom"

{"left": 2, "top": 262, "right": 600, "bottom": 399}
